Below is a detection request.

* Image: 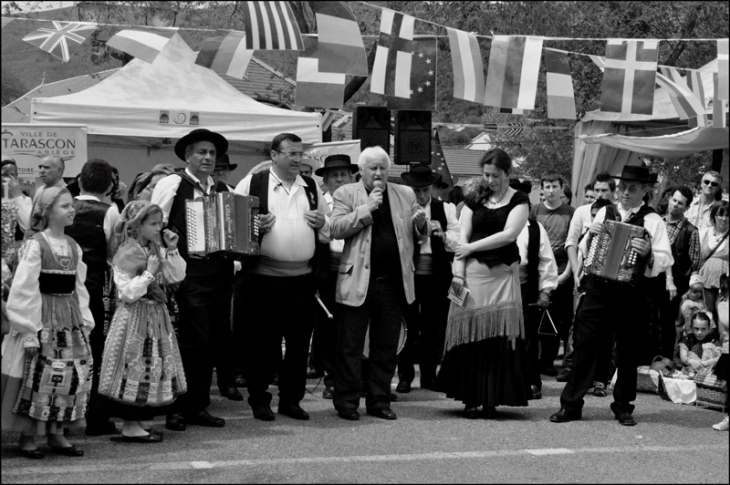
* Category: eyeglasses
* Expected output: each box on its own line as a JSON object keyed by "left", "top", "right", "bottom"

{"left": 274, "top": 150, "right": 305, "bottom": 159}
{"left": 702, "top": 179, "right": 720, "bottom": 188}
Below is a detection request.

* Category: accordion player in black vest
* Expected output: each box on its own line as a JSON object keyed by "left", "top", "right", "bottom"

{"left": 550, "top": 166, "right": 674, "bottom": 427}
{"left": 151, "top": 129, "right": 236, "bottom": 431}
{"left": 397, "top": 165, "right": 460, "bottom": 392}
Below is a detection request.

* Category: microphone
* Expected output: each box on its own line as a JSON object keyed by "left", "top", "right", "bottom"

{"left": 373, "top": 180, "right": 384, "bottom": 190}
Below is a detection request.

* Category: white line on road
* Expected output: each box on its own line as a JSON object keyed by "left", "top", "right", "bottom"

{"left": 2, "top": 444, "right": 726, "bottom": 476}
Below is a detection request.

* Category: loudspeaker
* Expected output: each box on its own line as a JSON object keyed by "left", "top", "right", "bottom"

{"left": 353, "top": 106, "right": 391, "bottom": 152}
{"left": 394, "top": 110, "right": 431, "bottom": 165}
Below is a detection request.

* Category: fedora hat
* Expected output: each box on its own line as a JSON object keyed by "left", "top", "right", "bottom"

{"left": 401, "top": 165, "right": 441, "bottom": 188}
{"left": 215, "top": 154, "right": 238, "bottom": 171}
{"left": 174, "top": 129, "right": 228, "bottom": 161}
{"left": 509, "top": 177, "right": 532, "bottom": 194}
{"left": 614, "top": 165, "right": 658, "bottom": 184}
{"left": 314, "top": 154, "right": 358, "bottom": 176}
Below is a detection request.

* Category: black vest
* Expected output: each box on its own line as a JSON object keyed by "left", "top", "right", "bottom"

{"left": 524, "top": 217, "right": 541, "bottom": 304}
{"left": 64, "top": 198, "right": 109, "bottom": 290}
{"left": 248, "top": 170, "right": 329, "bottom": 281}
{"left": 413, "top": 199, "right": 454, "bottom": 283}
{"left": 669, "top": 219, "right": 697, "bottom": 281}
{"left": 167, "top": 173, "right": 233, "bottom": 278}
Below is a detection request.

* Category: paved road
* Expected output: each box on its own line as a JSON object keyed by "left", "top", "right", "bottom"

{"left": 2, "top": 377, "right": 728, "bottom": 483}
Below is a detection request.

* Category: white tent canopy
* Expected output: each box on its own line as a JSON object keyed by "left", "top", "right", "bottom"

{"left": 30, "top": 34, "right": 322, "bottom": 144}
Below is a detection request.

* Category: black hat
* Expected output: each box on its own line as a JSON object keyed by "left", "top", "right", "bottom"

{"left": 215, "top": 154, "right": 238, "bottom": 171}
{"left": 509, "top": 177, "right": 532, "bottom": 194}
{"left": 174, "top": 129, "right": 228, "bottom": 161}
{"left": 314, "top": 154, "right": 359, "bottom": 177}
{"left": 614, "top": 165, "right": 658, "bottom": 184}
{"left": 401, "top": 165, "right": 441, "bottom": 188}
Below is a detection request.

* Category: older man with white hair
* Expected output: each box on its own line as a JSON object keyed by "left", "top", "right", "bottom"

{"left": 329, "top": 146, "right": 429, "bottom": 421}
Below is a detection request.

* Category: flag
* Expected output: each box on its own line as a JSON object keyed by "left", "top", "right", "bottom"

{"left": 295, "top": 36, "right": 346, "bottom": 109}
{"left": 686, "top": 70, "right": 709, "bottom": 107}
{"left": 502, "top": 123, "right": 523, "bottom": 137}
{"left": 447, "top": 27, "right": 485, "bottom": 103}
{"left": 499, "top": 108, "right": 525, "bottom": 115}
{"left": 106, "top": 29, "right": 176, "bottom": 64}
{"left": 483, "top": 123, "right": 498, "bottom": 133}
{"left": 431, "top": 130, "right": 453, "bottom": 192}
{"left": 659, "top": 66, "right": 684, "bottom": 85}
{"left": 713, "top": 72, "right": 727, "bottom": 128}
{"left": 371, "top": 8, "right": 415, "bottom": 98}
{"left": 242, "top": 1, "right": 304, "bottom": 50}
{"left": 656, "top": 71, "right": 707, "bottom": 127}
{"left": 600, "top": 39, "right": 658, "bottom": 115}
{"left": 545, "top": 49, "right": 576, "bottom": 120}
{"left": 312, "top": 2, "right": 367, "bottom": 76}
{"left": 22, "top": 21, "right": 97, "bottom": 62}
{"left": 484, "top": 35, "right": 543, "bottom": 110}
{"left": 718, "top": 39, "right": 729, "bottom": 100}
{"left": 385, "top": 37, "right": 437, "bottom": 110}
{"left": 196, "top": 31, "right": 254, "bottom": 79}
{"left": 1, "top": 17, "right": 13, "bottom": 29}
{"left": 589, "top": 54, "right": 605, "bottom": 72}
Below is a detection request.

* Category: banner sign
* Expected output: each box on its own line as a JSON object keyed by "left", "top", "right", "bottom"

{"left": 1, "top": 123, "right": 88, "bottom": 179}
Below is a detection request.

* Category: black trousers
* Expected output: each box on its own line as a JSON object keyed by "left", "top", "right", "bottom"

{"left": 398, "top": 273, "right": 450, "bottom": 385}
{"left": 173, "top": 274, "right": 233, "bottom": 415}
{"left": 237, "top": 273, "right": 315, "bottom": 407}
{"left": 334, "top": 275, "right": 406, "bottom": 412}
{"left": 539, "top": 277, "right": 574, "bottom": 369}
{"left": 86, "top": 285, "right": 108, "bottom": 425}
{"left": 310, "top": 271, "right": 340, "bottom": 388}
{"left": 560, "top": 276, "right": 650, "bottom": 415}
{"left": 655, "top": 274, "right": 689, "bottom": 359}
{"left": 520, "top": 284, "right": 542, "bottom": 389}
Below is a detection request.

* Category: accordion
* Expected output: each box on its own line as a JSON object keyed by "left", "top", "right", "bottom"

{"left": 185, "top": 192, "right": 260, "bottom": 259}
{"left": 583, "top": 219, "right": 648, "bottom": 285}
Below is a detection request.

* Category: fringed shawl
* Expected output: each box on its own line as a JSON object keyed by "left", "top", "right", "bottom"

{"left": 112, "top": 241, "right": 167, "bottom": 303}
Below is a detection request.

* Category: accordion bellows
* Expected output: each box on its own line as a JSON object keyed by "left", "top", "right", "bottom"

{"left": 584, "top": 219, "right": 649, "bottom": 285}
{"left": 186, "top": 192, "right": 260, "bottom": 259}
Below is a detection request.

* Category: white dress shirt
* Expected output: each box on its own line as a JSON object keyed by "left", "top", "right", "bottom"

{"left": 419, "top": 200, "right": 460, "bottom": 254}
{"left": 565, "top": 203, "right": 593, "bottom": 250}
{"left": 517, "top": 220, "right": 559, "bottom": 292}
{"left": 8, "top": 193, "right": 32, "bottom": 232}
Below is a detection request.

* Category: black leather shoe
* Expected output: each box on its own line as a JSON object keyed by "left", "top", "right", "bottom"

{"left": 219, "top": 385, "right": 244, "bottom": 401}
{"left": 165, "top": 412, "right": 186, "bottom": 431}
{"left": 337, "top": 408, "right": 360, "bottom": 421}
{"left": 615, "top": 412, "right": 637, "bottom": 426}
{"left": 20, "top": 448, "right": 44, "bottom": 459}
{"left": 85, "top": 420, "right": 119, "bottom": 436}
{"left": 278, "top": 403, "right": 310, "bottom": 420}
{"left": 556, "top": 368, "right": 571, "bottom": 382}
{"left": 49, "top": 445, "right": 84, "bottom": 457}
{"left": 234, "top": 374, "right": 247, "bottom": 388}
{"left": 549, "top": 408, "right": 582, "bottom": 423}
{"left": 252, "top": 404, "right": 276, "bottom": 421}
{"left": 367, "top": 408, "right": 397, "bottom": 420}
{"left": 187, "top": 410, "right": 225, "bottom": 428}
{"left": 530, "top": 384, "right": 542, "bottom": 400}
{"left": 396, "top": 381, "right": 411, "bottom": 393}
{"left": 322, "top": 386, "right": 334, "bottom": 399}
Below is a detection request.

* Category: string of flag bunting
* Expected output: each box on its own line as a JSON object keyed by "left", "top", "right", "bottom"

{"left": 1, "top": 1, "right": 728, "bottom": 124}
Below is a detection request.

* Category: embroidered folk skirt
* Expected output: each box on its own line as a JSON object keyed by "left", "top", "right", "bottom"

{"left": 1, "top": 293, "right": 92, "bottom": 434}
{"left": 436, "top": 260, "right": 530, "bottom": 408}
{"left": 98, "top": 299, "right": 186, "bottom": 410}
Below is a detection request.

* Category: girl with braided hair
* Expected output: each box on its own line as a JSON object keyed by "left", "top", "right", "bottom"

{"left": 1, "top": 187, "right": 93, "bottom": 459}
{"left": 98, "top": 200, "right": 187, "bottom": 443}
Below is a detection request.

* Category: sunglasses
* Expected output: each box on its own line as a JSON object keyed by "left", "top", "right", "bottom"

{"left": 703, "top": 179, "right": 720, "bottom": 187}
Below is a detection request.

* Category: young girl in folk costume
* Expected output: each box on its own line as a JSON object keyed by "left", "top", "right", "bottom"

{"left": 98, "top": 200, "right": 187, "bottom": 443}
{"left": 1, "top": 187, "right": 93, "bottom": 459}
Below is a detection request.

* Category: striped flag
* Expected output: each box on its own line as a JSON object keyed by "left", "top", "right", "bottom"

{"left": 502, "top": 123, "right": 523, "bottom": 137}
{"left": 484, "top": 36, "right": 543, "bottom": 110}
{"left": 499, "top": 108, "right": 526, "bottom": 115}
{"left": 600, "top": 39, "right": 658, "bottom": 115}
{"left": 295, "top": 36, "right": 346, "bottom": 109}
{"left": 106, "top": 29, "right": 176, "bottom": 64}
{"left": 196, "top": 31, "right": 254, "bottom": 79}
{"left": 371, "top": 8, "right": 415, "bottom": 98}
{"left": 242, "top": 1, "right": 304, "bottom": 50}
{"left": 713, "top": 72, "right": 727, "bottom": 128}
{"left": 431, "top": 130, "right": 453, "bottom": 192}
{"left": 718, "top": 39, "right": 729, "bottom": 100}
{"left": 655, "top": 71, "right": 707, "bottom": 127}
{"left": 545, "top": 49, "right": 576, "bottom": 120}
{"left": 22, "top": 21, "right": 97, "bottom": 62}
{"left": 312, "top": 2, "right": 368, "bottom": 76}
{"left": 447, "top": 28, "right": 485, "bottom": 103}
{"left": 589, "top": 54, "right": 605, "bottom": 72}
{"left": 686, "top": 70, "right": 709, "bottom": 107}
{"left": 385, "top": 37, "right": 437, "bottom": 110}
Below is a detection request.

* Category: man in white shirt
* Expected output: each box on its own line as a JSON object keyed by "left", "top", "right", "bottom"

{"left": 1, "top": 157, "right": 32, "bottom": 240}
{"left": 34, "top": 155, "right": 66, "bottom": 202}
{"left": 685, "top": 170, "right": 724, "bottom": 231}
{"left": 152, "top": 128, "right": 236, "bottom": 431}
{"left": 309, "top": 154, "right": 358, "bottom": 399}
{"left": 397, "top": 165, "right": 459, "bottom": 392}
{"left": 551, "top": 166, "right": 673, "bottom": 427}
{"left": 233, "top": 133, "right": 330, "bottom": 422}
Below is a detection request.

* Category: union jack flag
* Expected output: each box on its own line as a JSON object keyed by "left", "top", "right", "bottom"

{"left": 23, "top": 21, "right": 97, "bottom": 62}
